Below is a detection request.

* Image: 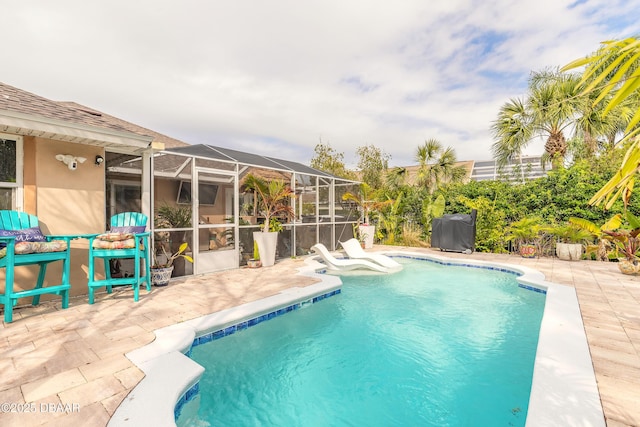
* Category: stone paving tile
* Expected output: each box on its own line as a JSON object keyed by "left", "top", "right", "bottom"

{"left": 42, "top": 350, "right": 95, "bottom": 377}
{"left": 113, "top": 366, "right": 145, "bottom": 390}
{"left": 101, "top": 389, "right": 129, "bottom": 417}
{"left": 21, "top": 369, "right": 86, "bottom": 403}
{"left": 0, "top": 394, "right": 67, "bottom": 427}
{"left": 597, "top": 375, "right": 640, "bottom": 426}
{"left": 3, "top": 365, "right": 49, "bottom": 392}
{"left": 13, "top": 344, "right": 67, "bottom": 371}
{"left": 40, "top": 401, "right": 110, "bottom": 427}
{"left": 78, "top": 354, "right": 135, "bottom": 383}
{"left": 58, "top": 376, "right": 125, "bottom": 408}
{"left": 1, "top": 252, "right": 639, "bottom": 426}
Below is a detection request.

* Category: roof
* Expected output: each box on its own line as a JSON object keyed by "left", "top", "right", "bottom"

{"left": 166, "top": 144, "right": 349, "bottom": 180}
{"left": 470, "top": 156, "right": 550, "bottom": 182}
{"left": 59, "top": 102, "right": 188, "bottom": 149}
{"left": 0, "top": 81, "right": 152, "bottom": 152}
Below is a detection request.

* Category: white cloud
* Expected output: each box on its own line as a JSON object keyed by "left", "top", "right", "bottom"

{"left": 3, "top": 0, "right": 639, "bottom": 167}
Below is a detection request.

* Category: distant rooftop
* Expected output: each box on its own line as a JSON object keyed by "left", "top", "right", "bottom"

{"left": 470, "top": 156, "right": 550, "bottom": 182}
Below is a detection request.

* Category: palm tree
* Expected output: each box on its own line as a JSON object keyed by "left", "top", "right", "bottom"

{"left": 341, "top": 182, "right": 390, "bottom": 225}
{"left": 530, "top": 70, "right": 580, "bottom": 166}
{"left": 384, "top": 167, "right": 407, "bottom": 193}
{"left": 563, "top": 37, "right": 640, "bottom": 208}
{"left": 415, "top": 139, "right": 466, "bottom": 193}
{"left": 491, "top": 97, "right": 531, "bottom": 181}
{"left": 492, "top": 69, "right": 581, "bottom": 170}
{"left": 241, "top": 174, "right": 294, "bottom": 232}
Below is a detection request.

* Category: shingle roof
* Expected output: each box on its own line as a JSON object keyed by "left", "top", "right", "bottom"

{"left": 0, "top": 81, "right": 188, "bottom": 150}
{"left": 58, "top": 102, "right": 188, "bottom": 149}
{"left": 0, "top": 81, "right": 131, "bottom": 133}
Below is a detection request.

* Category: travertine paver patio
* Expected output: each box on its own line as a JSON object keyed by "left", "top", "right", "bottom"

{"left": 1, "top": 249, "right": 639, "bottom": 427}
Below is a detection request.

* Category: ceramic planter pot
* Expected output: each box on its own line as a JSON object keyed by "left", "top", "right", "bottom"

{"left": 556, "top": 243, "right": 583, "bottom": 261}
{"left": 359, "top": 225, "right": 375, "bottom": 249}
{"left": 519, "top": 244, "right": 536, "bottom": 258}
{"left": 253, "top": 231, "right": 278, "bottom": 267}
{"left": 247, "top": 259, "right": 262, "bottom": 268}
{"left": 618, "top": 259, "right": 639, "bottom": 275}
{"left": 151, "top": 266, "right": 174, "bottom": 286}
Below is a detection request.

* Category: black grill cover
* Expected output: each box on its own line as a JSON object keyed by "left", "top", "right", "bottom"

{"left": 431, "top": 209, "right": 477, "bottom": 253}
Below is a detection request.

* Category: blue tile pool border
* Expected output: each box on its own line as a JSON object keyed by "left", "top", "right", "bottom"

{"left": 116, "top": 250, "right": 601, "bottom": 427}
{"left": 393, "top": 254, "right": 547, "bottom": 294}
{"left": 174, "top": 255, "right": 549, "bottom": 420}
{"left": 174, "top": 288, "right": 342, "bottom": 421}
{"left": 394, "top": 254, "right": 521, "bottom": 275}
{"left": 518, "top": 283, "right": 548, "bottom": 294}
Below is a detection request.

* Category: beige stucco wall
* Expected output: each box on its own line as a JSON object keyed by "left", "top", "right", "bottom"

{"left": 1, "top": 137, "right": 108, "bottom": 305}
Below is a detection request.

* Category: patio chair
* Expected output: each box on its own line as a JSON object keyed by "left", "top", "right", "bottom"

{"left": 339, "top": 238, "right": 403, "bottom": 270}
{"left": 0, "top": 210, "right": 74, "bottom": 323}
{"left": 311, "top": 243, "right": 390, "bottom": 273}
{"left": 86, "top": 212, "right": 151, "bottom": 304}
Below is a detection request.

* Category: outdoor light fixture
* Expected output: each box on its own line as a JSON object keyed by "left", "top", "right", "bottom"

{"left": 95, "top": 155, "right": 104, "bottom": 165}
{"left": 55, "top": 154, "right": 86, "bottom": 171}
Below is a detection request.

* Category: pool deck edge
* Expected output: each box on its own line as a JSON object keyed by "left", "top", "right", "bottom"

{"left": 384, "top": 250, "right": 605, "bottom": 427}
{"left": 109, "top": 251, "right": 606, "bottom": 427}
{"left": 107, "top": 259, "right": 339, "bottom": 427}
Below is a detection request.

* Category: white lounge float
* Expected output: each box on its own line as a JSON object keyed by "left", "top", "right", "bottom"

{"left": 339, "top": 238, "right": 403, "bottom": 270}
{"left": 311, "top": 243, "right": 390, "bottom": 273}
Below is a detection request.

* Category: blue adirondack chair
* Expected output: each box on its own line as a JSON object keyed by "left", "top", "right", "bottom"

{"left": 86, "top": 212, "right": 151, "bottom": 304}
{"left": 0, "top": 211, "right": 74, "bottom": 323}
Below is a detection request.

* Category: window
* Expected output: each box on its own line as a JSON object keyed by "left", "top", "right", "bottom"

{"left": 176, "top": 181, "right": 219, "bottom": 206}
{"left": 0, "top": 134, "right": 23, "bottom": 210}
{"left": 108, "top": 180, "right": 142, "bottom": 219}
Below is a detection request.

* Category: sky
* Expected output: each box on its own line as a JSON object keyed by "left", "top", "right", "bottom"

{"left": 3, "top": 0, "right": 639, "bottom": 168}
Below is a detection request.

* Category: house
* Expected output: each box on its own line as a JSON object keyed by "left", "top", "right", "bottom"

{"left": 469, "top": 156, "right": 550, "bottom": 182}
{"left": 391, "top": 156, "right": 549, "bottom": 187}
{"left": 0, "top": 81, "right": 358, "bottom": 303}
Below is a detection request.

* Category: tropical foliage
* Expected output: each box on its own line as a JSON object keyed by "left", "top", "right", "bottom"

{"left": 491, "top": 69, "right": 583, "bottom": 169}
{"left": 305, "top": 37, "right": 640, "bottom": 260}
{"left": 242, "top": 174, "right": 295, "bottom": 232}
{"left": 356, "top": 144, "right": 391, "bottom": 188}
{"left": 415, "top": 139, "right": 467, "bottom": 192}
{"left": 562, "top": 37, "right": 640, "bottom": 208}
{"left": 342, "top": 182, "right": 391, "bottom": 225}
{"left": 310, "top": 141, "right": 356, "bottom": 179}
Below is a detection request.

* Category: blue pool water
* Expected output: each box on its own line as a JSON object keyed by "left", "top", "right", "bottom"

{"left": 180, "top": 259, "right": 546, "bottom": 426}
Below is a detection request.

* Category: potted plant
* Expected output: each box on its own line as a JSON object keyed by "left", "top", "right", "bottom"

{"left": 246, "top": 240, "right": 262, "bottom": 268}
{"left": 352, "top": 223, "right": 367, "bottom": 248}
{"left": 599, "top": 212, "right": 640, "bottom": 274}
{"left": 242, "top": 174, "right": 294, "bottom": 267}
{"left": 505, "top": 216, "right": 546, "bottom": 258}
{"left": 551, "top": 223, "right": 592, "bottom": 261}
{"left": 569, "top": 214, "right": 623, "bottom": 261}
{"left": 151, "top": 242, "right": 193, "bottom": 286}
{"left": 342, "top": 183, "right": 391, "bottom": 249}
{"left": 154, "top": 204, "right": 192, "bottom": 277}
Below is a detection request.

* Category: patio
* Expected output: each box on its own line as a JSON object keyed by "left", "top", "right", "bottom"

{"left": 1, "top": 249, "right": 639, "bottom": 427}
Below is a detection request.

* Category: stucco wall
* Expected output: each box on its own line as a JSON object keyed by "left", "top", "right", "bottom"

{"left": 1, "top": 137, "right": 108, "bottom": 306}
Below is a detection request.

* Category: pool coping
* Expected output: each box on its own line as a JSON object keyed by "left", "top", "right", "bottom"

{"left": 108, "top": 250, "right": 604, "bottom": 427}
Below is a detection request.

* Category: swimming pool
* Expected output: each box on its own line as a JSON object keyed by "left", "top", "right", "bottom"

{"left": 111, "top": 251, "right": 604, "bottom": 427}
{"left": 180, "top": 259, "right": 545, "bottom": 426}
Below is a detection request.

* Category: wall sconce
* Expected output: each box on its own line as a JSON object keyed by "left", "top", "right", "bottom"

{"left": 95, "top": 155, "right": 104, "bottom": 165}
{"left": 55, "top": 154, "right": 86, "bottom": 171}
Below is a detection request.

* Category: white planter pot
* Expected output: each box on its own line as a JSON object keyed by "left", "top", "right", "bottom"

{"left": 253, "top": 231, "right": 278, "bottom": 267}
{"left": 359, "top": 225, "right": 375, "bottom": 249}
{"left": 556, "top": 243, "right": 582, "bottom": 261}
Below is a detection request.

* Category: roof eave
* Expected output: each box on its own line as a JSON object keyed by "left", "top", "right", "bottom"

{"left": 0, "top": 109, "right": 153, "bottom": 152}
